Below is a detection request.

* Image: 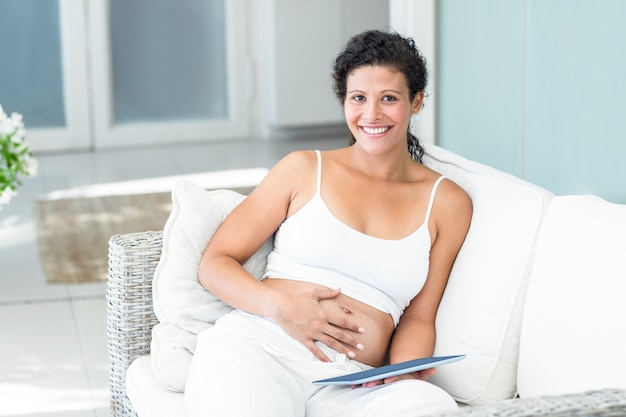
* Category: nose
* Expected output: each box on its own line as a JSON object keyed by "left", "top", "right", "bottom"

{"left": 364, "top": 101, "right": 382, "bottom": 122}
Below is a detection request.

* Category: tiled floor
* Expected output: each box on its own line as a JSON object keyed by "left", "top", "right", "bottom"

{"left": 0, "top": 136, "right": 343, "bottom": 417}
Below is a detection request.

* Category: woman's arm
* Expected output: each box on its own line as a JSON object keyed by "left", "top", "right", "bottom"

{"left": 197, "top": 151, "right": 364, "bottom": 362}
{"left": 197, "top": 152, "right": 298, "bottom": 317}
{"left": 373, "top": 179, "right": 472, "bottom": 386}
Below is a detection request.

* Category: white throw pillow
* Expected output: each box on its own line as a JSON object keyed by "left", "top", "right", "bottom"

{"left": 423, "top": 145, "right": 553, "bottom": 405}
{"left": 517, "top": 195, "right": 626, "bottom": 397}
{"left": 150, "top": 180, "right": 273, "bottom": 392}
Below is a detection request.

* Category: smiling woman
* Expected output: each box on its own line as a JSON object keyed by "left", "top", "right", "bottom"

{"left": 333, "top": 30, "right": 429, "bottom": 162}
{"left": 185, "top": 29, "right": 472, "bottom": 417}
{"left": 343, "top": 65, "right": 423, "bottom": 159}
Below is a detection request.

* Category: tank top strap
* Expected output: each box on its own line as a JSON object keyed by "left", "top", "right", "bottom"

{"left": 424, "top": 176, "right": 445, "bottom": 224}
{"left": 314, "top": 150, "right": 322, "bottom": 195}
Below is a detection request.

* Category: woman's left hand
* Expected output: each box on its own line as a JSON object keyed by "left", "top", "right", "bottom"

{"left": 352, "top": 367, "right": 436, "bottom": 389}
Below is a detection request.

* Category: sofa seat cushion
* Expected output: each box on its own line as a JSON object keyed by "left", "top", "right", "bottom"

{"left": 422, "top": 145, "right": 553, "bottom": 405}
{"left": 127, "top": 356, "right": 186, "bottom": 417}
{"left": 518, "top": 195, "right": 626, "bottom": 398}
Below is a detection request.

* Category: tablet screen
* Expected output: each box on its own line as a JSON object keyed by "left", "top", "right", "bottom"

{"left": 313, "top": 354, "right": 465, "bottom": 386}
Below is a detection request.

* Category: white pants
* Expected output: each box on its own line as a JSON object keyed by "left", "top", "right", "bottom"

{"left": 184, "top": 310, "right": 457, "bottom": 417}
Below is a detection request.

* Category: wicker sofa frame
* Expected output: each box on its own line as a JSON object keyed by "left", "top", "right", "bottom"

{"left": 107, "top": 231, "right": 626, "bottom": 417}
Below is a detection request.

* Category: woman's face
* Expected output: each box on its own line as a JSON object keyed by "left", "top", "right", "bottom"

{"left": 344, "top": 65, "right": 423, "bottom": 156}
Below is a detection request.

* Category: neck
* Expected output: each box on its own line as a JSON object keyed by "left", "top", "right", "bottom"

{"left": 346, "top": 145, "right": 414, "bottom": 181}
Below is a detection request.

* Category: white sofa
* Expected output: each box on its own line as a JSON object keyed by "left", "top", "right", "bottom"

{"left": 106, "top": 144, "right": 626, "bottom": 417}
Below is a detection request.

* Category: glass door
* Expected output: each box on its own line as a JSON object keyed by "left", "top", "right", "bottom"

{"left": 0, "top": 0, "right": 91, "bottom": 152}
{"left": 88, "top": 0, "right": 250, "bottom": 149}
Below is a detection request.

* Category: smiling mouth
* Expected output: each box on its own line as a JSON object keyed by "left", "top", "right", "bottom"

{"left": 361, "top": 126, "right": 391, "bottom": 135}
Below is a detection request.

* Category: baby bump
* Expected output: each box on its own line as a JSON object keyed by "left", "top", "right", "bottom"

{"left": 263, "top": 278, "right": 395, "bottom": 367}
{"left": 318, "top": 293, "right": 394, "bottom": 367}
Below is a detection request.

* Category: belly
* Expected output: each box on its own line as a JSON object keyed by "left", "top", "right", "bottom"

{"left": 263, "top": 278, "right": 395, "bottom": 367}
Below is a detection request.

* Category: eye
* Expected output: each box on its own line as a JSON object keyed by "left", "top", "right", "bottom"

{"left": 351, "top": 94, "right": 366, "bottom": 102}
{"left": 381, "top": 95, "right": 398, "bottom": 102}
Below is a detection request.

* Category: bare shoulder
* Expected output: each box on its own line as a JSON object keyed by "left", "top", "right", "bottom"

{"left": 279, "top": 149, "right": 318, "bottom": 165}
{"left": 431, "top": 174, "right": 473, "bottom": 231}
{"left": 257, "top": 150, "right": 317, "bottom": 190}
{"left": 439, "top": 177, "right": 472, "bottom": 209}
{"left": 214, "top": 151, "right": 318, "bottom": 249}
{"left": 416, "top": 165, "right": 471, "bottom": 206}
{"left": 270, "top": 150, "right": 317, "bottom": 178}
{"left": 247, "top": 150, "right": 319, "bottom": 213}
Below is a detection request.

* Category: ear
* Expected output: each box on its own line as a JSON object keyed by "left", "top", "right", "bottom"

{"left": 411, "top": 92, "right": 425, "bottom": 115}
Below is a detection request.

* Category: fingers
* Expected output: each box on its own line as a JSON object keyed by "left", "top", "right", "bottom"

{"left": 417, "top": 367, "right": 436, "bottom": 380}
{"left": 308, "top": 341, "right": 332, "bottom": 363}
{"left": 279, "top": 287, "right": 369, "bottom": 362}
{"left": 314, "top": 287, "right": 366, "bottom": 334}
{"left": 323, "top": 326, "right": 365, "bottom": 358}
{"left": 387, "top": 368, "right": 435, "bottom": 382}
{"left": 352, "top": 370, "right": 435, "bottom": 390}
{"left": 319, "top": 332, "right": 363, "bottom": 359}
{"left": 296, "top": 320, "right": 363, "bottom": 362}
{"left": 353, "top": 368, "right": 438, "bottom": 390}
{"left": 302, "top": 321, "right": 365, "bottom": 361}
{"left": 383, "top": 368, "right": 436, "bottom": 384}
{"left": 330, "top": 314, "right": 366, "bottom": 335}
{"left": 316, "top": 286, "right": 342, "bottom": 300}
{"left": 384, "top": 376, "right": 401, "bottom": 385}
{"left": 352, "top": 379, "right": 384, "bottom": 389}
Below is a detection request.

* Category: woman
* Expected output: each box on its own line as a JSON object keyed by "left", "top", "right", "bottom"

{"left": 185, "top": 29, "right": 472, "bottom": 416}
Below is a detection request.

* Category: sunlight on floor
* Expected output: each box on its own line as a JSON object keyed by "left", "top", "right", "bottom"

{"left": 0, "top": 383, "right": 108, "bottom": 416}
{"left": 40, "top": 167, "right": 269, "bottom": 200}
{"left": 0, "top": 216, "right": 35, "bottom": 251}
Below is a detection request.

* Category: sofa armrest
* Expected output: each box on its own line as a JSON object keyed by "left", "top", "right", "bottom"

{"left": 436, "top": 389, "right": 626, "bottom": 416}
{"left": 107, "top": 231, "right": 163, "bottom": 417}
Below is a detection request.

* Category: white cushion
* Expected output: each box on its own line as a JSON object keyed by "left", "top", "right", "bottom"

{"left": 127, "top": 356, "right": 186, "bottom": 417}
{"left": 423, "top": 145, "right": 553, "bottom": 405}
{"left": 150, "top": 180, "right": 273, "bottom": 392}
{"left": 517, "top": 196, "right": 626, "bottom": 397}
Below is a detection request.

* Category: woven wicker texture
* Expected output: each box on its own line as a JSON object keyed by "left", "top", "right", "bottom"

{"left": 106, "top": 230, "right": 626, "bottom": 417}
{"left": 107, "top": 231, "right": 163, "bottom": 417}
{"left": 436, "top": 389, "right": 626, "bottom": 416}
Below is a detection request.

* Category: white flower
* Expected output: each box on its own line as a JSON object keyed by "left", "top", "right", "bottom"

{"left": 10, "top": 112, "right": 23, "bottom": 126}
{"left": 0, "top": 104, "right": 37, "bottom": 208}
{"left": 14, "top": 142, "right": 28, "bottom": 154}
{"left": 22, "top": 154, "right": 39, "bottom": 176}
{"left": 0, "top": 120, "right": 12, "bottom": 136}
{"left": 11, "top": 128, "right": 26, "bottom": 143}
{"left": 0, "top": 187, "right": 18, "bottom": 209}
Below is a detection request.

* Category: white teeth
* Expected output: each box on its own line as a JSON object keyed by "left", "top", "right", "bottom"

{"left": 363, "top": 126, "right": 390, "bottom": 135}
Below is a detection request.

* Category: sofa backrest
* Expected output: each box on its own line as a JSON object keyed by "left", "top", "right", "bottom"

{"left": 423, "top": 144, "right": 554, "bottom": 405}
{"left": 518, "top": 195, "right": 626, "bottom": 398}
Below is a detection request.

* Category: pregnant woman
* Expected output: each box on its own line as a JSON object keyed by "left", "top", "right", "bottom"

{"left": 184, "top": 29, "right": 472, "bottom": 417}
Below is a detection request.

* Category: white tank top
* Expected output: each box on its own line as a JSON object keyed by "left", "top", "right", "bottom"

{"left": 263, "top": 150, "right": 444, "bottom": 326}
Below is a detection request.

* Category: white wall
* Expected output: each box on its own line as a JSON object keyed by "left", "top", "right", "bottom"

{"left": 251, "top": 0, "right": 390, "bottom": 140}
{"left": 389, "top": 0, "right": 436, "bottom": 145}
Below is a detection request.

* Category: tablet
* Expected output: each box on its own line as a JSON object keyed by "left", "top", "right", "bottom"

{"left": 312, "top": 354, "right": 465, "bottom": 386}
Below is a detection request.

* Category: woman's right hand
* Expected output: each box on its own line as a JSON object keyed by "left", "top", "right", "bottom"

{"left": 270, "top": 285, "right": 366, "bottom": 362}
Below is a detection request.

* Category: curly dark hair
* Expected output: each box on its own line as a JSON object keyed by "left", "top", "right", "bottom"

{"left": 332, "top": 29, "right": 428, "bottom": 162}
